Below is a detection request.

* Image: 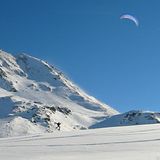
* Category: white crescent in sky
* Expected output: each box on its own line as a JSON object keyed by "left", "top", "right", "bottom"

{"left": 120, "top": 14, "right": 139, "bottom": 27}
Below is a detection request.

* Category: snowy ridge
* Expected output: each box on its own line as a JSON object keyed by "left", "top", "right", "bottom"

{"left": 0, "top": 50, "right": 118, "bottom": 137}
{"left": 90, "top": 110, "right": 160, "bottom": 128}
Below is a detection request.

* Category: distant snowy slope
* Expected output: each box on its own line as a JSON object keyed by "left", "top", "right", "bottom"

{"left": 90, "top": 110, "right": 160, "bottom": 128}
{"left": 0, "top": 50, "right": 118, "bottom": 137}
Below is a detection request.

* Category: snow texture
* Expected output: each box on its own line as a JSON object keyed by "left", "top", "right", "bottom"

{"left": 0, "top": 124, "right": 160, "bottom": 160}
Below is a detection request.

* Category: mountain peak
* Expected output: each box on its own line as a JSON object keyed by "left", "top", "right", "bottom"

{"left": 0, "top": 51, "right": 118, "bottom": 137}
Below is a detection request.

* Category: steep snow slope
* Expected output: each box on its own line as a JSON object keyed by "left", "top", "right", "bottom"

{"left": 0, "top": 50, "right": 118, "bottom": 137}
{"left": 0, "top": 124, "right": 160, "bottom": 160}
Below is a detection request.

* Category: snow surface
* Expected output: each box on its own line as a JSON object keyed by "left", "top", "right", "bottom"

{"left": 0, "top": 124, "right": 160, "bottom": 160}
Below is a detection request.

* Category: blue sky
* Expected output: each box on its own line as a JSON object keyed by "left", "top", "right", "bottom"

{"left": 0, "top": 0, "right": 160, "bottom": 112}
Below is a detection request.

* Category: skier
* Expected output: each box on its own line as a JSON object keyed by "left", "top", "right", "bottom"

{"left": 55, "top": 122, "right": 61, "bottom": 131}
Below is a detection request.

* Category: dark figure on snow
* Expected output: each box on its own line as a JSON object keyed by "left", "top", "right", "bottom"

{"left": 55, "top": 122, "right": 61, "bottom": 131}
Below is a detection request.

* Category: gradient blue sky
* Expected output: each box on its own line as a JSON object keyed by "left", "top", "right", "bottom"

{"left": 0, "top": 0, "right": 160, "bottom": 112}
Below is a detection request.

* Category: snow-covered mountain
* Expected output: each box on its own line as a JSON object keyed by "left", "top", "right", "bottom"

{"left": 0, "top": 50, "right": 160, "bottom": 138}
{"left": 90, "top": 110, "right": 160, "bottom": 128}
{"left": 0, "top": 50, "right": 118, "bottom": 137}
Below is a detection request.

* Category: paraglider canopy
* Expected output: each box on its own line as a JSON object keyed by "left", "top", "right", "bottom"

{"left": 120, "top": 14, "right": 139, "bottom": 27}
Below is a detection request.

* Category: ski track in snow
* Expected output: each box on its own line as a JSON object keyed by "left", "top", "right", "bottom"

{"left": 0, "top": 124, "right": 160, "bottom": 160}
